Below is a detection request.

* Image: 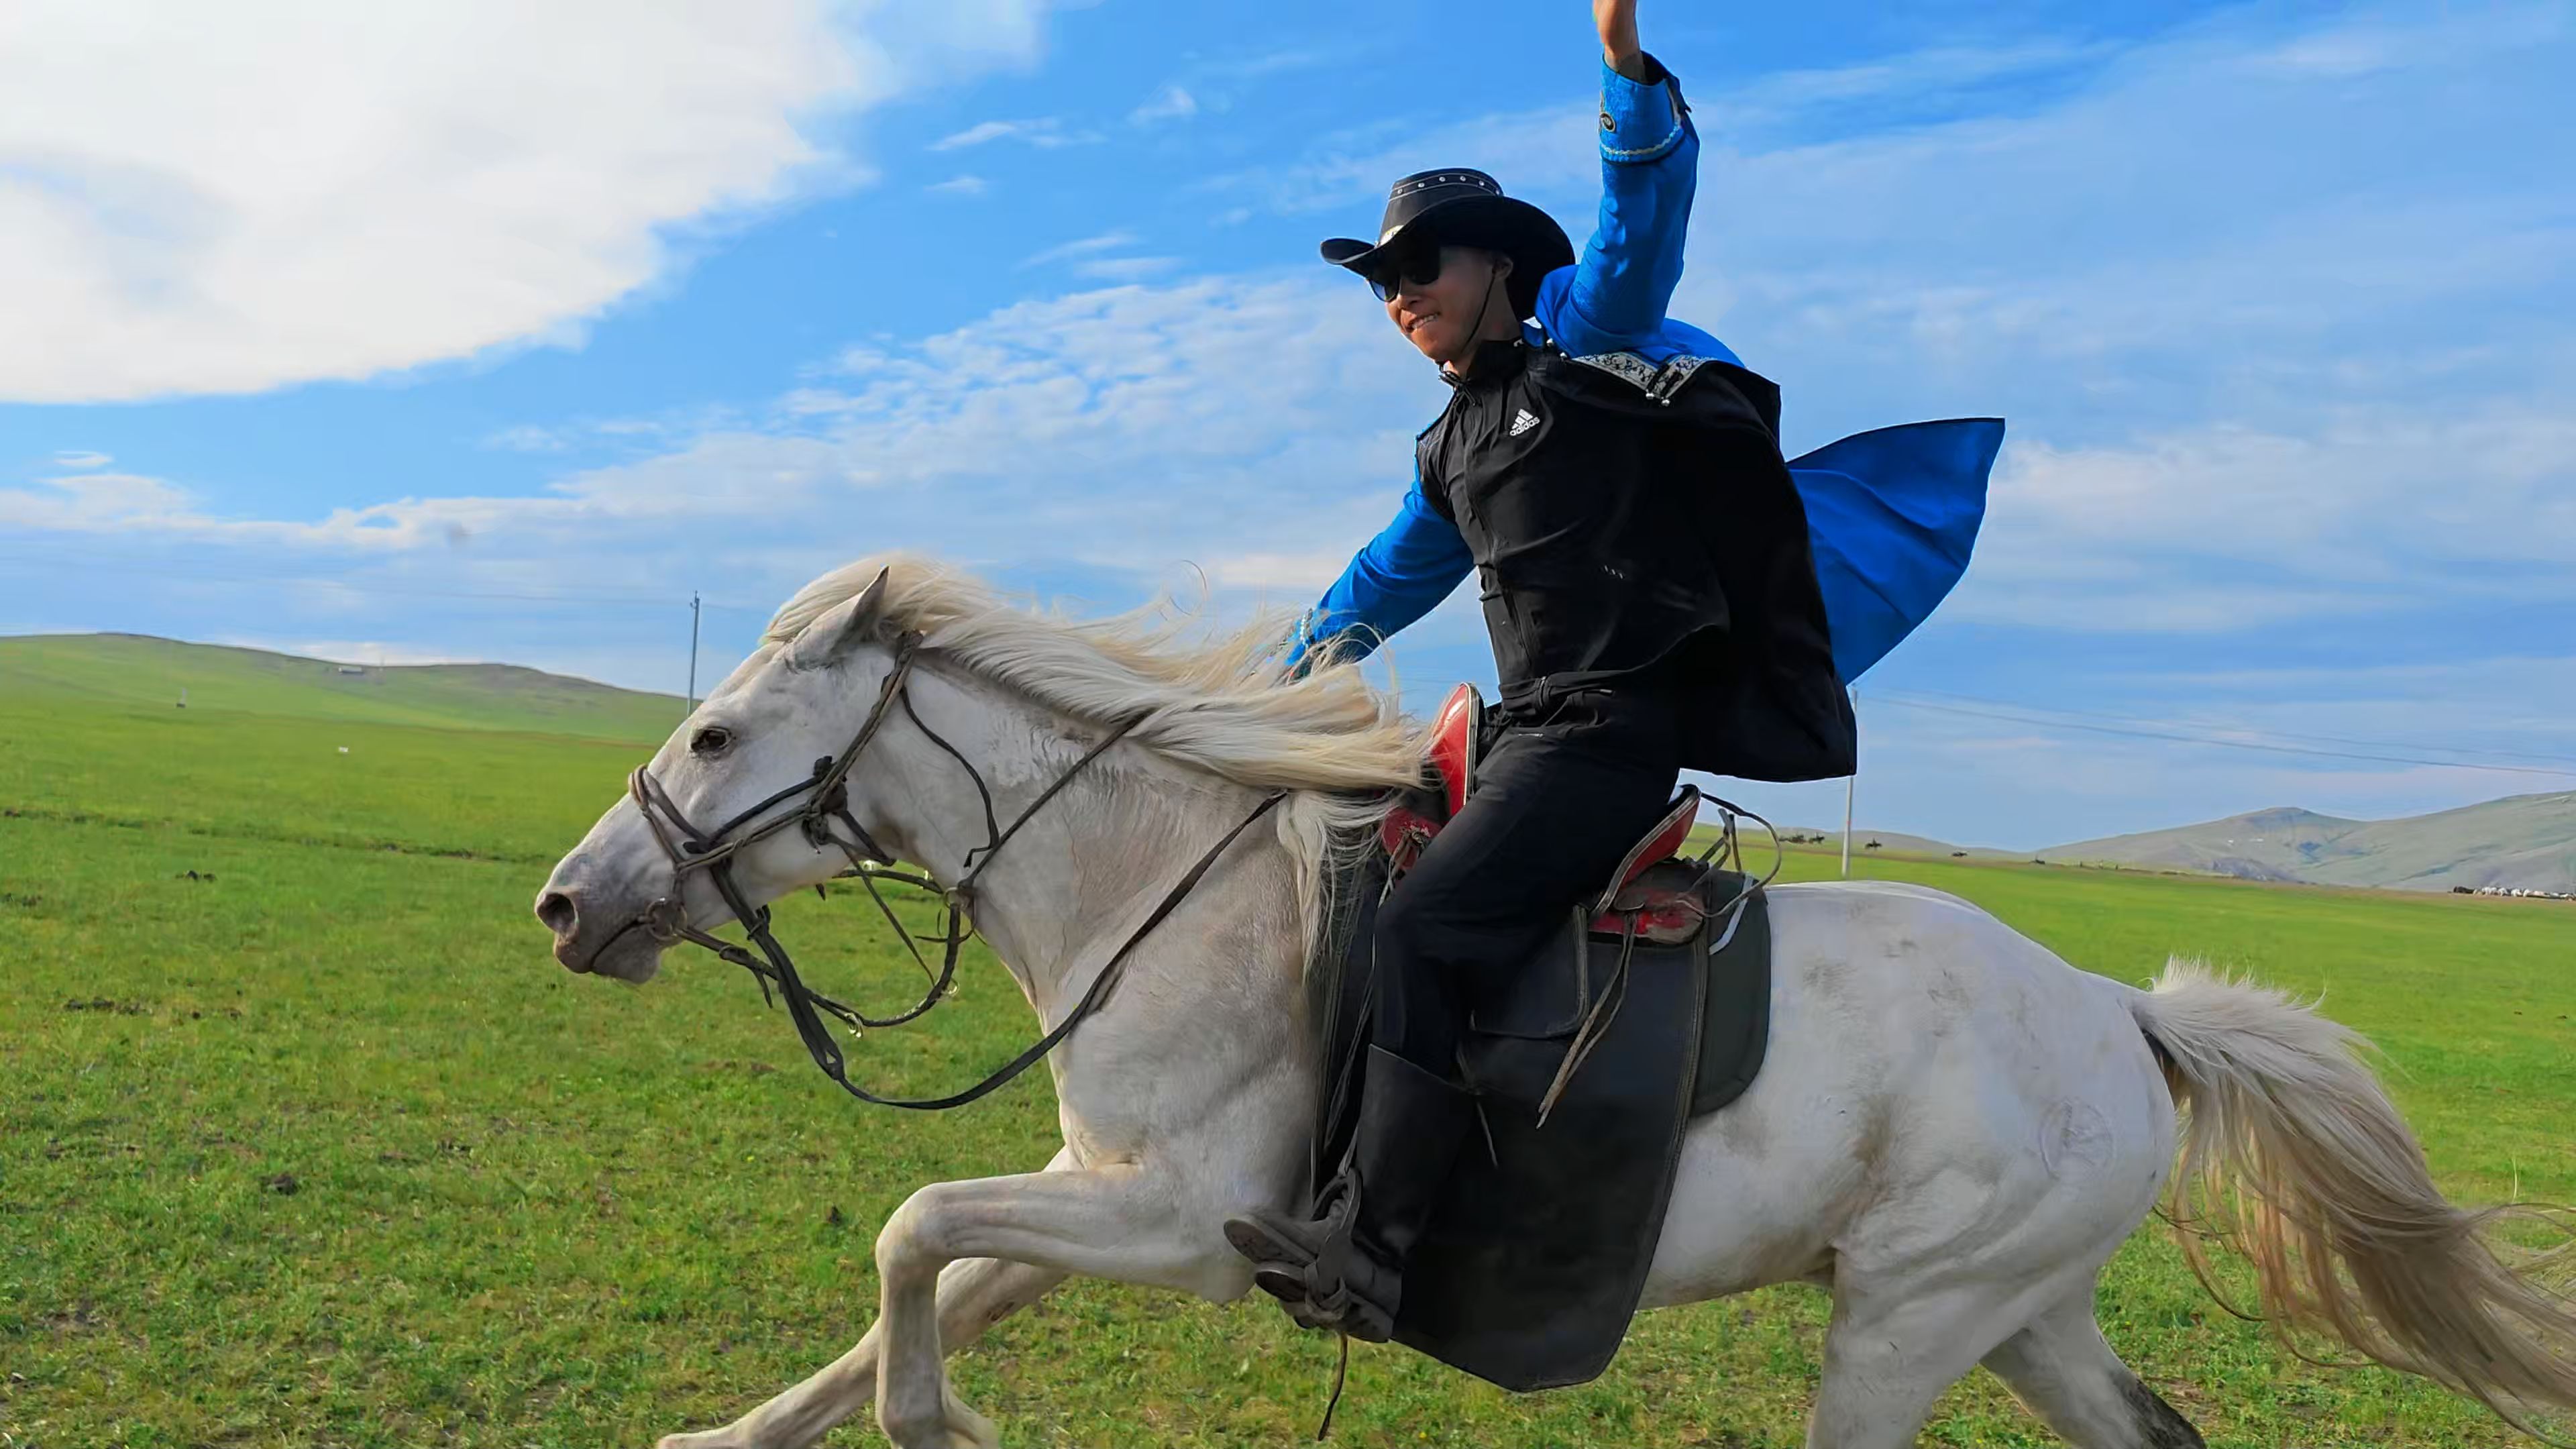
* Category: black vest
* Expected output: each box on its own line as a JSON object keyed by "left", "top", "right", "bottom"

{"left": 1420, "top": 338, "right": 1857, "bottom": 783}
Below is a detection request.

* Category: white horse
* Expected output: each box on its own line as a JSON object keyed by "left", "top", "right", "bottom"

{"left": 536, "top": 554, "right": 2576, "bottom": 1449}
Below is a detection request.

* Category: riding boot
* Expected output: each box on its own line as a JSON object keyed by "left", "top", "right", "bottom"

{"left": 1222, "top": 1046, "right": 1476, "bottom": 1342}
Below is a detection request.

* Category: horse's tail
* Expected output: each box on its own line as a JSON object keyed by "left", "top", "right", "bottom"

{"left": 2129, "top": 959, "right": 2576, "bottom": 1432}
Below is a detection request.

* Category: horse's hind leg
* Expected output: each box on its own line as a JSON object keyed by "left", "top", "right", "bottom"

{"left": 1805, "top": 1281, "right": 2037, "bottom": 1449}
{"left": 1980, "top": 1286, "right": 2204, "bottom": 1448}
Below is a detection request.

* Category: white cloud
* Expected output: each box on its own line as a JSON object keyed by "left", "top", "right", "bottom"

{"left": 1020, "top": 230, "right": 1142, "bottom": 268}
{"left": 1220, "top": 5, "right": 2571, "bottom": 418}
{"left": 1851, "top": 691, "right": 2576, "bottom": 851}
{"left": 930, "top": 117, "right": 1098, "bottom": 151}
{"left": 1709, "top": 39, "right": 2116, "bottom": 119}
{"left": 932, "top": 119, "right": 1032, "bottom": 149}
{"left": 1222, "top": 32, "right": 2123, "bottom": 217}
{"left": 1130, "top": 85, "right": 1199, "bottom": 125}
{"left": 1210, "top": 103, "right": 1595, "bottom": 218}
{"left": 1194, "top": 48, "right": 1338, "bottom": 83}
{"left": 1073, "top": 256, "right": 1180, "bottom": 281}
{"left": 1, "top": 272, "right": 1428, "bottom": 578}
{"left": 1200, "top": 549, "right": 1364, "bottom": 591}
{"left": 1682, "top": 9, "right": 2572, "bottom": 400}
{"left": 0, "top": 0, "right": 1057, "bottom": 403}
{"left": 483, "top": 425, "right": 572, "bottom": 453}
{"left": 1946, "top": 402, "right": 2576, "bottom": 631}
{"left": 50, "top": 450, "right": 112, "bottom": 470}
{"left": 0, "top": 471, "right": 209, "bottom": 531}
{"left": 927, "top": 174, "right": 990, "bottom": 197}
{"left": 2084, "top": 656, "right": 2576, "bottom": 765}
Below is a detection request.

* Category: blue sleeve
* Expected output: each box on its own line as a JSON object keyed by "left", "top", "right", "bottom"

{"left": 1540, "top": 56, "right": 1699, "bottom": 360}
{"left": 1285, "top": 465, "right": 1472, "bottom": 671}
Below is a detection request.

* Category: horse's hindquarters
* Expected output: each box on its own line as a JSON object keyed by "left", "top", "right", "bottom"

{"left": 1640, "top": 881, "right": 2174, "bottom": 1311}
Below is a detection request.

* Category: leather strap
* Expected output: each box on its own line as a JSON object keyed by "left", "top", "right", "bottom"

{"left": 745, "top": 790, "right": 1284, "bottom": 1112}
{"left": 622, "top": 625, "right": 1277, "bottom": 1112}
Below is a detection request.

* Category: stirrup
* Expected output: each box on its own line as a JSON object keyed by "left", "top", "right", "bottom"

{"left": 1254, "top": 1265, "right": 1388, "bottom": 1341}
{"left": 1267, "top": 1239, "right": 1397, "bottom": 1342}
{"left": 1224, "top": 1209, "right": 1330, "bottom": 1275}
{"left": 1303, "top": 1277, "right": 1394, "bottom": 1343}
{"left": 1233, "top": 1236, "right": 1351, "bottom": 1334}
{"left": 1225, "top": 1201, "right": 1392, "bottom": 1339}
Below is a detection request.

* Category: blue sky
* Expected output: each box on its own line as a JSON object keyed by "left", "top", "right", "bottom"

{"left": 3, "top": 0, "right": 2570, "bottom": 849}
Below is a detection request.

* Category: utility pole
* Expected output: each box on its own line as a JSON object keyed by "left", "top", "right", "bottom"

{"left": 1841, "top": 687, "right": 1857, "bottom": 880}
{"left": 686, "top": 592, "right": 702, "bottom": 714}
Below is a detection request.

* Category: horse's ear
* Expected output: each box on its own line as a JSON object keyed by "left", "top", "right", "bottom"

{"left": 785, "top": 568, "right": 891, "bottom": 670}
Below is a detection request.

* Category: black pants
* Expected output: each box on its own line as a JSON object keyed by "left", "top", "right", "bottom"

{"left": 1371, "top": 686, "right": 1688, "bottom": 1077}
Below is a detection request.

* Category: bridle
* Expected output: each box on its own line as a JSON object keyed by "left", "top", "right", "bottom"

{"left": 625, "top": 626, "right": 1283, "bottom": 1111}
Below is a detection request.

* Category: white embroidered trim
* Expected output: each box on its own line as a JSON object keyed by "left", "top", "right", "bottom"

{"left": 1601, "top": 127, "right": 1683, "bottom": 162}
{"left": 1570, "top": 350, "right": 1715, "bottom": 405}
{"left": 1600, "top": 79, "right": 1686, "bottom": 162}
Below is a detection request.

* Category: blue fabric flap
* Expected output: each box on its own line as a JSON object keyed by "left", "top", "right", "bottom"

{"left": 1788, "top": 418, "right": 2002, "bottom": 682}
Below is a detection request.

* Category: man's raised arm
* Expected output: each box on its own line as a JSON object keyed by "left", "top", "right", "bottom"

{"left": 1544, "top": 0, "right": 1699, "bottom": 358}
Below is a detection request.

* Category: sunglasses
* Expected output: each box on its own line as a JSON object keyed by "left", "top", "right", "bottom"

{"left": 1364, "top": 249, "right": 1445, "bottom": 303}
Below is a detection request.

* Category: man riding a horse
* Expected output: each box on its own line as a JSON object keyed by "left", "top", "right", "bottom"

{"left": 537, "top": 7, "right": 2576, "bottom": 1440}
{"left": 1222, "top": 0, "right": 1985, "bottom": 1342}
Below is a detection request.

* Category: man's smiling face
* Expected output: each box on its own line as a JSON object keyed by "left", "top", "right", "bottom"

{"left": 1376, "top": 244, "right": 1509, "bottom": 368}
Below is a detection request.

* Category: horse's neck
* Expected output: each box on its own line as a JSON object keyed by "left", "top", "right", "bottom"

{"left": 883, "top": 667, "right": 1279, "bottom": 1022}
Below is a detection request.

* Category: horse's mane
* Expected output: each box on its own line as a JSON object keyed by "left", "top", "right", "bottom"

{"left": 761, "top": 552, "right": 1423, "bottom": 967}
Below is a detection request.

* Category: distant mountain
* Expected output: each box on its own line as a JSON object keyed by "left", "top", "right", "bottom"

{"left": 0, "top": 633, "right": 684, "bottom": 743}
{"left": 2045, "top": 794, "right": 2576, "bottom": 894}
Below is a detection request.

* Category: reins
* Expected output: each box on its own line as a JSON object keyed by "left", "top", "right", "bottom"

{"left": 626, "top": 627, "right": 1285, "bottom": 1110}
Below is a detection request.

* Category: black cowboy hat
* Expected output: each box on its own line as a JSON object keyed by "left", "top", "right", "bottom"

{"left": 1322, "top": 168, "right": 1572, "bottom": 319}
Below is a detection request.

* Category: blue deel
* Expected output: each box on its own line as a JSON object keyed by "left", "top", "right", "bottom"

{"left": 1289, "top": 422, "right": 2000, "bottom": 683}
{"left": 1787, "top": 418, "right": 2001, "bottom": 682}
{"left": 1287, "top": 57, "right": 1999, "bottom": 684}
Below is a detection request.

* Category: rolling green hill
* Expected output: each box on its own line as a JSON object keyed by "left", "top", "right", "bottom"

{"left": 0, "top": 632, "right": 685, "bottom": 743}
{"left": 2047, "top": 794, "right": 2576, "bottom": 894}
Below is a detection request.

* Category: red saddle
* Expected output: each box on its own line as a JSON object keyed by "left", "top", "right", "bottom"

{"left": 1378, "top": 683, "right": 1704, "bottom": 936}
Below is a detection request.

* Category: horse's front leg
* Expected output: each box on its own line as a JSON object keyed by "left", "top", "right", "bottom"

{"left": 657, "top": 1256, "right": 1065, "bottom": 1449}
{"left": 656, "top": 1148, "right": 1081, "bottom": 1449}
{"left": 873, "top": 1160, "right": 1222, "bottom": 1449}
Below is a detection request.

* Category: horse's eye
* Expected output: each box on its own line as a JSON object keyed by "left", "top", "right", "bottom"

{"left": 690, "top": 726, "right": 733, "bottom": 756}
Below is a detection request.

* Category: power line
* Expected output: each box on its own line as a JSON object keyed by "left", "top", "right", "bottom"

{"left": 1872, "top": 694, "right": 2576, "bottom": 780}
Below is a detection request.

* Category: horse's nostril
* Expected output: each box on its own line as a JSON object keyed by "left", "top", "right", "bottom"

{"left": 535, "top": 890, "right": 578, "bottom": 938}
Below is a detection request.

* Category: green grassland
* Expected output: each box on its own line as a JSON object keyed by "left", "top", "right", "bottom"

{"left": 5, "top": 645, "right": 2574, "bottom": 1448}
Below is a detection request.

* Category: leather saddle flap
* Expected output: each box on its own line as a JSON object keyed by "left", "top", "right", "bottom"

{"left": 1390, "top": 871, "right": 1770, "bottom": 1392}
{"left": 1301, "top": 844, "right": 1775, "bottom": 1394}
{"left": 1468, "top": 859, "right": 1730, "bottom": 1040}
